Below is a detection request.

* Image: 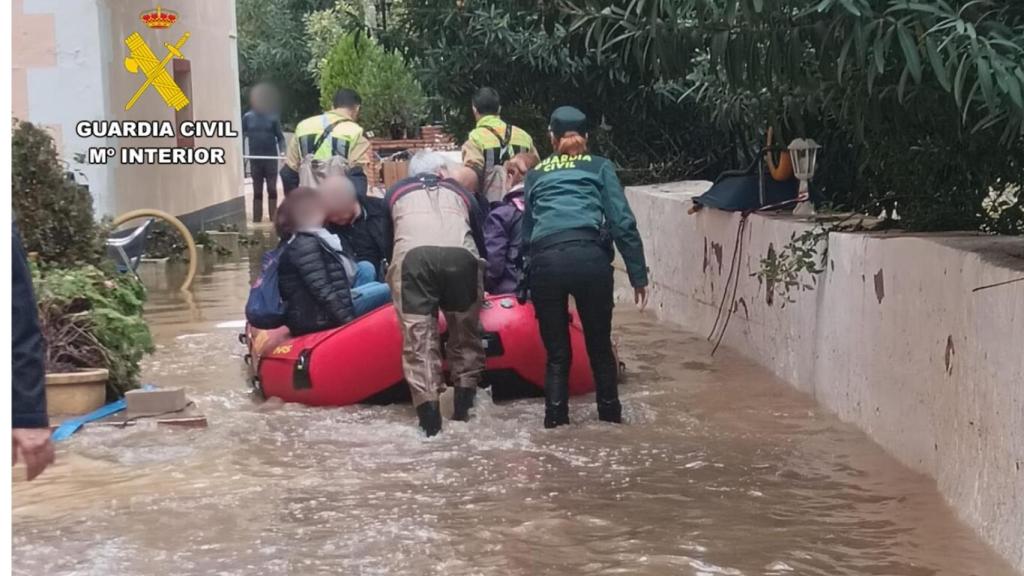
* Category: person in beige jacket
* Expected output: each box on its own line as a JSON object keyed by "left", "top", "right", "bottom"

{"left": 384, "top": 151, "right": 487, "bottom": 436}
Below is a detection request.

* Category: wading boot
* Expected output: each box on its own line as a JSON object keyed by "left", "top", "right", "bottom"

{"left": 594, "top": 362, "right": 622, "bottom": 424}
{"left": 416, "top": 401, "right": 442, "bottom": 437}
{"left": 451, "top": 387, "right": 476, "bottom": 422}
{"left": 252, "top": 195, "right": 264, "bottom": 224}
{"left": 596, "top": 399, "right": 622, "bottom": 423}
{"left": 543, "top": 371, "right": 570, "bottom": 429}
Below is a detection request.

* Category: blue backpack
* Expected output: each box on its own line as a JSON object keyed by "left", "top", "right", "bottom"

{"left": 245, "top": 241, "right": 291, "bottom": 329}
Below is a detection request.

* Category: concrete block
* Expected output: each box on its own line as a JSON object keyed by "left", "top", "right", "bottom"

{"left": 206, "top": 231, "right": 239, "bottom": 255}
{"left": 125, "top": 387, "right": 188, "bottom": 417}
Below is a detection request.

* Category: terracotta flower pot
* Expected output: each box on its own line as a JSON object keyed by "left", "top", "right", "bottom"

{"left": 45, "top": 368, "right": 109, "bottom": 416}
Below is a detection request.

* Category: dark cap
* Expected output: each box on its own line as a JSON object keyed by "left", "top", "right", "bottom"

{"left": 549, "top": 106, "right": 587, "bottom": 137}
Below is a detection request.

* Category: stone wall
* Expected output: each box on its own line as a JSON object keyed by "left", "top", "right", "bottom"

{"left": 619, "top": 181, "right": 1024, "bottom": 572}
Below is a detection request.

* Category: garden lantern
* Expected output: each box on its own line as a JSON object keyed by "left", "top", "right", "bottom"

{"left": 788, "top": 138, "right": 821, "bottom": 216}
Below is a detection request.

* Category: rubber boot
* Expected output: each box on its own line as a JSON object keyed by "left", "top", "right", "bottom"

{"left": 416, "top": 401, "right": 442, "bottom": 437}
{"left": 267, "top": 194, "right": 278, "bottom": 223}
{"left": 452, "top": 387, "right": 476, "bottom": 422}
{"left": 252, "top": 194, "right": 264, "bottom": 224}
{"left": 543, "top": 368, "right": 570, "bottom": 429}
{"left": 594, "top": 363, "right": 622, "bottom": 424}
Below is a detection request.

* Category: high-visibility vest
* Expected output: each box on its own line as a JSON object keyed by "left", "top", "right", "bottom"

{"left": 468, "top": 115, "right": 534, "bottom": 171}
{"left": 294, "top": 111, "right": 364, "bottom": 161}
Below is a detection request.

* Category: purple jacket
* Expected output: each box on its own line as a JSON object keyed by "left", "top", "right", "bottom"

{"left": 483, "top": 188, "right": 525, "bottom": 294}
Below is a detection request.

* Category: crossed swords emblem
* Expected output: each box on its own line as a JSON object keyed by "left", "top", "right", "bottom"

{"left": 123, "top": 31, "right": 191, "bottom": 111}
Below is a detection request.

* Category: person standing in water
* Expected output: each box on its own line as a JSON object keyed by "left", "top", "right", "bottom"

{"left": 522, "top": 106, "right": 648, "bottom": 428}
{"left": 385, "top": 152, "right": 487, "bottom": 436}
{"left": 242, "top": 83, "right": 286, "bottom": 223}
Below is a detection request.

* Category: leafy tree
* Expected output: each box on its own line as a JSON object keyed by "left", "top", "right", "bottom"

{"left": 236, "top": 0, "right": 335, "bottom": 126}
{"left": 12, "top": 121, "right": 103, "bottom": 266}
{"left": 566, "top": 0, "right": 1024, "bottom": 231}
{"left": 374, "top": 0, "right": 736, "bottom": 183}
{"left": 318, "top": 33, "right": 427, "bottom": 136}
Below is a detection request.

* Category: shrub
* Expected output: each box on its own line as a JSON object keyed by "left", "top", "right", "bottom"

{"left": 12, "top": 121, "right": 103, "bottom": 265}
{"left": 32, "top": 265, "right": 154, "bottom": 396}
{"left": 318, "top": 33, "right": 427, "bottom": 136}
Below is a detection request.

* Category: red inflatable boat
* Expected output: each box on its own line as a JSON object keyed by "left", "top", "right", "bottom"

{"left": 243, "top": 295, "right": 597, "bottom": 406}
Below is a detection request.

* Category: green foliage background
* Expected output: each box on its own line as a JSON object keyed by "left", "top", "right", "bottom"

{"left": 317, "top": 33, "right": 427, "bottom": 135}
{"left": 237, "top": 0, "right": 1024, "bottom": 232}
{"left": 12, "top": 121, "right": 104, "bottom": 266}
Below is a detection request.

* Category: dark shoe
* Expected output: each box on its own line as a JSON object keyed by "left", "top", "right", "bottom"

{"left": 452, "top": 387, "right": 476, "bottom": 422}
{"left": 544, "top": 404, "right": 570, "bottom": 429}
{"left": 416, "top": 401, "right": 442, "bottom": 437}
{"left": 597, "top": 399, "right": 622, "bottom": 424}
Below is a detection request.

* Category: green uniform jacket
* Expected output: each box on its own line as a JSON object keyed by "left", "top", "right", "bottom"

{"left": 523, "top": 153, "right": 648, "bottom": 288}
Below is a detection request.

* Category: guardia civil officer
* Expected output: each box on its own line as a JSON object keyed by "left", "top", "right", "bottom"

{"left": 280, "top": 89, "right": 371, "bottom": 196}
{"left": 522, "top": 106, "right": 648, "bottom": 428}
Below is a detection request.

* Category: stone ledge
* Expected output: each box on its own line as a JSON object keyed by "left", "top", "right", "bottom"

{"left": 622, "top": 181, "right": 1024, "bottom": 572}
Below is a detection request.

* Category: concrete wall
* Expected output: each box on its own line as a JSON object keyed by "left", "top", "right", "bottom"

{"left": 620, "top": 182, "right": 1024, "bottom": 572}
{"left": 13, "top": 0, "right": 243, "bottom": 225}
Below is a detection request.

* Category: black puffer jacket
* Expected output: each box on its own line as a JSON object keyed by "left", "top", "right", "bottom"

{"left": 278, "top": 232, "right": 355, "bottom": 336}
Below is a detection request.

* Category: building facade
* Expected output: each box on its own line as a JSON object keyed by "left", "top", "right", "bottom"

{"left": 12, "top": 0, "right": 244, "bottom": 228}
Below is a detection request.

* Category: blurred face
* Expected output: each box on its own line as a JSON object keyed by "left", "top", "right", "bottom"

{"left": 250, "top": 83, "right": 279, "bottom": 114}
{"left": 505, "top": 157, "right": 529, "bottom": 187}
{"left": 292, "top": 198, "right": 327, "bottom": 230}
{"left": 320, "top": 177, "right": 358, "bottom": 225}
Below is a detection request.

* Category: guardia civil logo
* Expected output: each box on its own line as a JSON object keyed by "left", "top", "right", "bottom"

{"left": 123, "top": 5, "right": 191, "bottom": 111}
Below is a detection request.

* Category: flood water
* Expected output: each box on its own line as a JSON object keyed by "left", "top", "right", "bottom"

{"left": 12, "top": 256, "right": 1016, "bottom": 576}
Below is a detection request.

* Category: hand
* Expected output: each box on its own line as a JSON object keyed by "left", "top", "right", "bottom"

{"left": 634, "top": 286, "right": 648, "bottom": 311}
{"left": 12, "top": 428, "right": 55, "bottom": 481}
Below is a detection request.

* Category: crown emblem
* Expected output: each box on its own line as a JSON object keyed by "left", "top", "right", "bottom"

{"left": 140, "top": 5, "right": 177, "bottom": 29}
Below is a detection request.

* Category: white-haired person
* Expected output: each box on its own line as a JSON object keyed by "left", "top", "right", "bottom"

{"left": 383, "top": 151, "right": 487, "bottom": 436}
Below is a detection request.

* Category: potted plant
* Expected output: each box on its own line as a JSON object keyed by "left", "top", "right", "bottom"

{"left": 13, "top": 120, "right": 155, "bottom": 415}
{"left": 33, "top": 265, "right": 154, "bottom": 415}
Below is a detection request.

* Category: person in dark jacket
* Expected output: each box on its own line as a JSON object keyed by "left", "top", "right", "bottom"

{"left": 320, "top": 175, "right": 392, "bottom": 280}
{"left": 523, "top": 106, "right": 649, "bottom": 429}
{"left": 484, "top": 152, "right": 539, "bottom": 294}
{"left": 242, "top": 83, "right": 287, "bottom": 223}
{"left": 12, "top": 224, "right": 55, "bottom": 481}
{"left": 275, "top": 188, "right": 389, "bottom": 336}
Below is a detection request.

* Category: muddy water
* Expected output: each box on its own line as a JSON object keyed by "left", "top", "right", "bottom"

{"left": 12, "top": 259, "right": 1016, "bottom": 576}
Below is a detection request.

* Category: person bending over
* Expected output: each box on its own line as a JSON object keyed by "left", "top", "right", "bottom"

{"left": 484, "top": 151, "right": 539, "bottom": 294}
{"left": 275, "top": 188, "right": 390, "bottom": 336}
{"left": 385, "top": 151, "right": 487, "bottom": 436}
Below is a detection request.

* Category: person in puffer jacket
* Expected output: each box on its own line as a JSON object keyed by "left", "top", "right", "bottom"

{"left": 484, "top": 151, "right": 539, "bottom": 293}
{"left": 275, "top": 187, "right": 390, "bottom": 336}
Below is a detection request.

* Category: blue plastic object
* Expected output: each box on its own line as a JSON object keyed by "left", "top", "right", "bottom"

{"left": 51, "top": 399, "right": 127, "bottom": 442}
{"left": 51, "top": 384, "right": 157, "bottom": 442}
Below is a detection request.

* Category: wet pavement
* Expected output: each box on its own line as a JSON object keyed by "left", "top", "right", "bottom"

{"left": 11, "top": 257, "right": 1017, "bottom": 576}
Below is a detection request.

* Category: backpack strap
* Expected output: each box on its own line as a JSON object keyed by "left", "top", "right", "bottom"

{"left": 482, "top": 124, "right": 515, "bottom": 168}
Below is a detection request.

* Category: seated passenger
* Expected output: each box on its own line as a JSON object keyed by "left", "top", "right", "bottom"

{"left": 276, "top": 187, "right": 390, "bottom": 336}
{"left": 319, "top": 175, "right": 392, "bottom": 281}
{"left": 483, "top": 152, "right": 539, "bottom": 294}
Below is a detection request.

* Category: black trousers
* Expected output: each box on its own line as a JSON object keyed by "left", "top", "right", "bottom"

{"left": 251, "top": 158, "right": 278, "bottom": 223}
{"left": 529, "top": 240, "right": 618, "bottom": 407}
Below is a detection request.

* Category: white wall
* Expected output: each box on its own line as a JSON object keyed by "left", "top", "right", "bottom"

{"left": 16, "top": 0, "right": 243, "bottom": 222}
{"left": 21, "top": 0, "right": 115, "bottom": 214}
{"left": 620, "top": 182, "right": 1024, "bottom": 572}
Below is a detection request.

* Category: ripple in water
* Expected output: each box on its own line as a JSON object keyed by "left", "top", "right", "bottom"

{"left": 12, "top": 261, "right": 1015, "bottom": 576}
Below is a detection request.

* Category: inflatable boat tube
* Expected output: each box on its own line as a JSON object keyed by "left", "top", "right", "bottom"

{"left": 244, "top": 294, "right": 597, "bottom": 406}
